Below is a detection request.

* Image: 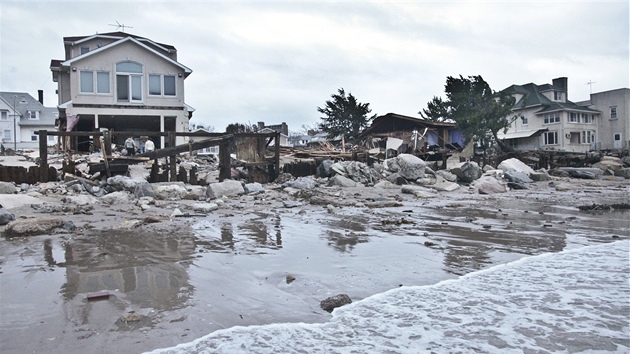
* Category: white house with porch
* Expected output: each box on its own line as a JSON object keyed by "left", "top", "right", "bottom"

{"left": 497, "top": 77, "right": 600, "bottom": 153}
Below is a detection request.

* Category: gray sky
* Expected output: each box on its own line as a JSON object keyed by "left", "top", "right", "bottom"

{"left": 1, "top": 1, "right": 628, "bottom": 133}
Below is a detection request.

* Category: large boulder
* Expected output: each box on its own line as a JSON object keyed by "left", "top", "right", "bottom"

{"left": 450, "top": 161, "right": 482, "bottom": 183}
{"left": 244, "top": 182, "right": 265, "bottom": 194}
{"left": 428, "top": 176, "right": 460, "bottom": 192}
{"left": 592, "top": 158, "right": 624, "bottom": 173}
{"left": 0, "top": 181, "right": 17, "bottom": 194}
{"left": 504, "top": 171, "right": 533, "bottom": 184}
{"left": 320, "top": 294, "right": 352, "bottom": 313}
{"left": 614, "top": 168, "right": 630, "bottom": 179}
{"left": 473, "top": 176, "right": 507, "bottom": 194}
{"left": 328, "top": 175, "right": 360, "bottom": 188}
{"left": 5, "top": 217, "right": 65, "bottom": 237}
{"left": 401, "top": 185, "right": 437, "bottom": 198}
{"left": 497, "top": 158, "right": 535, "bottom": 176}
{"left": 0, "top": 208, "right": 15, "bottom": 225}
{"left": 134, "top": 182, "right": 155, "bottom": 198}
{"left": 435, "top": 170, "right": 458, "bottom": 182}
{"left": 530, "top": 169, "right": 551, "bottom": 182}
{"left": 385, "top": 154, "right": 426, "bottom": 180}
{"left": 316, "top": 160, "right": 334, "bottom": 178}
{"left": 100, "top": 191, "right": 134, "bottom": 205}
{"left": 206, "top": 180, "right": 245, "bottom": 199}
{"left": 153, "top": 183, "right": 188, "bottom": 200}
{"left": 557, "top": 167, "right": 602, "bottom": 179}
{"left": 193, "top": 202, "right": 219, "bottom": 213}
{"left": 107, "top": 175, "right": 145, "bottom": 193}
{"left": 282, "top": 176, "right": 317, "bottom": 190}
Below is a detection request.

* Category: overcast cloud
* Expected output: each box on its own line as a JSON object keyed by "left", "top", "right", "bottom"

{"left": 1, "top": 1, "right": 628, "bottom": 133}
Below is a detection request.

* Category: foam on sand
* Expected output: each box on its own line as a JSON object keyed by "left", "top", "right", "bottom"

{"left": 147, "top": 240, "right": 630, "bottom": 353}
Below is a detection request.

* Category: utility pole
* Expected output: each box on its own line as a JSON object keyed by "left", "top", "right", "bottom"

{"left": 13, "top": 95, "right": 17, "bottom": 151}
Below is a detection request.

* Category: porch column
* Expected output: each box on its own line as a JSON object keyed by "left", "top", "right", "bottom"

{"left": 94, "top": 114, "right": 99, "bottom": 129}
{"left": 160, "top": 115, "right": 165, "bottom": 148}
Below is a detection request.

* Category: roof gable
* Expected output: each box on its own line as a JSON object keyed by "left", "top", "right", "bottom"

{"left": 61, "top": 37, "right": 192, "bottom": 76}
{"left": 64, "top": 32, "right": 176, "bottom": 52}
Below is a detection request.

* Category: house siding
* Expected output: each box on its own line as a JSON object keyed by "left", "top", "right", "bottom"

{"left": 577, "top": 89, "right": 630, "bottom": 151}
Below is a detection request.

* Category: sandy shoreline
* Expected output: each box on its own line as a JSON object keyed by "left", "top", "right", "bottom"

{"left": 1, "top": 175, "right": 629, "bottom": 353}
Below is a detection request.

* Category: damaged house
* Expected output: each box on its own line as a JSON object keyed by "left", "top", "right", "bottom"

{"left": 358, "top": 113, "right": 464, "bottom": 159}
{"left": 497, "top": 77, "right": 600, "bottom": 153}
{"left": 50, "top": 32, "right": 194, "bottom": 151}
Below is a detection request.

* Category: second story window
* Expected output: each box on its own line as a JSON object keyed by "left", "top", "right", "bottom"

{"left": 543, "top": 112, "right": 560, "bottom": 124}
{"left": 0, "top": 111, "right": 7, "bottom": 120}
{"left": 116, "top": 62, "right": 143, "bottom": 103}
{"left": 610, "top": 106, "right": 617, "bottom": 119}
{"left": 581, "top": 113, "right": 593, "bottom": 124}
{"left": 80, "top": 46, "right": 89, "bottom": 55}
{"left": 568, "top": 112, "right": 578, "bottom": 123}
{"left": 149, "top": 74, "right": 176, "bottom": 96}
{"left": 80, "top": 71, "right": 110, "bottom": 94}
{"left": 27, "top": 110, "right": 39, "bottom": 120}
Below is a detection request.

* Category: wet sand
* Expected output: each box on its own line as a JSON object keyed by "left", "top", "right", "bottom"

{"left": 1, "top": 178, "right": 629, "bottom": 353}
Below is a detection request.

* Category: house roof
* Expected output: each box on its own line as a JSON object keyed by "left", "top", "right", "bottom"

{"left": 500, "top": 82, "right": 599, "bottom": 114}
{"left": 64, "top": 31, "right": 176, "bottom": 52}
{"left": 359, "top": 113, "right": 457, "bottom": 138}
{"left": 59, "top": 36, "right": 192, "bottom": 77}
{"left": 0, "top": 92, "right": 58, "bottom": 125}
{"left": 496, "top": 128, "right": 548, "bottom": 140}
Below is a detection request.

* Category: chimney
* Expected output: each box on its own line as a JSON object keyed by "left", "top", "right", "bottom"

{"left": 281, "top": 122, "right": 288, "bottom": 136}
{"left": 258, "top": 121, "right": 265, "bottom": 130}
{"left": 38, "top": 90, "right": 44, "bottom": 105}
{"left": 552, "top": 77, "right": 567, "bottom": 98}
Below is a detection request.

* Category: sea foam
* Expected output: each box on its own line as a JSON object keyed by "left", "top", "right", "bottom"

{"left": 147, "top": 240, "right": 630, "bottom": 353}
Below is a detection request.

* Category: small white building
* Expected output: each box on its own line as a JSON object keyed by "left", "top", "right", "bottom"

{"left": 0, "top": 91, "right": 58, "bottom": 150}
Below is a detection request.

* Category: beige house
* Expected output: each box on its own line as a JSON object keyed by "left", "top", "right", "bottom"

{"left": 576, "top": 88, "right": 629, "bottom": 153}
{"left": 50, "top": 32, "right": 194, "bottom": 150}
{"left": 497, "top": 77, "right": 600, "bottom": 153}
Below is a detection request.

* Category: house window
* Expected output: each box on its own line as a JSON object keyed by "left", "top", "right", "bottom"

{"left": 543, "top": 131, "right": 558, "bottom": 145}
{"left": 80, "top": 71, "right": 94, "bottom": 93}
{"left": 48, "top": 135, "right": 55, "bottom": 142}
{"left": 554, "top": 91, "right": 563, "bottom": 101}
{"left": 568, "top": 113, "right": 578, "bottom": 123}
{"left": 31, "top": 131, "right": 38, "bottom": 141}
{"left": 80, "top": 47, "right": 89, "bottom": 55}
{"left": 581, "top": 113, "right": 593, "bottom": 124}
{"left": 610, "top": 106, "right": 617, "bottom": 119}
{"left": 80, "top": 71, "right": 110, "bottom": 94}
{"left": 0, "top": 111, "right": 7, "bottom": 120}
{"left": 521, "top": 116, "right": 528, "bottom": 125}
{"left": 3, "top": 130, "right": 10, "bottom": 141}
{"left": 149, "top": 75, "right": 161, "bottom": 95}
{"left": 116, "top": 62, "right": 143, "bottom": 103}
{"left": 581, "top": 131, "right": 595, "bottom": 144}
{"left": 164, "top": 76, "right": 176, "bottom": 96}
{"left": 148, "top": 74, "right": 176, "bottom": 96}
{"left": 27, "top": 110, "right": 38, "bottom": 120}
{"left": 543, "top": 112, "right": 560, "bottom": 124}
{"left": 97, "top": 72, "right": 110, "bottom": 93}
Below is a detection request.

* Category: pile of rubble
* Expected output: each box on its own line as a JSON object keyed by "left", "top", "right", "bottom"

{"left": 1, "top": 153, "right": 629, "bottom": 236}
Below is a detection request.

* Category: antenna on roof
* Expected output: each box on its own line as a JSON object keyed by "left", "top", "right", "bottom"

{"left": 108, "top": 21, "right": 133, "bottom": 32}
{"left": 585, "top": 80, "right": 597, "bottom": 94}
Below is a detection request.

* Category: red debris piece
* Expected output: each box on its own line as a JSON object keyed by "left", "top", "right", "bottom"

{"left": 87, "top": 291, "right": 110, "bottom": 301}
